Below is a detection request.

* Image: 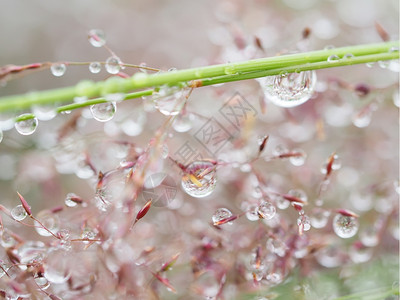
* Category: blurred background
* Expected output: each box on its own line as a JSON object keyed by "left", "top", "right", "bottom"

{"left": 0, "top": 0, "right": 398, "bottom": 299}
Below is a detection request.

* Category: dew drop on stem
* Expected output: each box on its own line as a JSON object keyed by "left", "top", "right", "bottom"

{"left": 15, "top": 114, "right": 38, "bottom": 135}
{"left": 65, "top": 193, "right": 78, "bottom": 207}
{"left": 257, "top": 200, "right": 276, "bottom": 220}
{"left": 0, "top": 129, "right": 3, "bottom": 143}
{"left": 50, "top": 63, "right": 67, "bottom": 77}
{"left": 153, "top": 85, "right": 185, "bottom": 116}
{"left": 88, "top": 29, "right": 106, "bottom": 47}
{"left": 332, "top": 213, "right": 359, "bottom": 238}
{"left": 90, "top": 102, "right": 117, "bottom": 122}
{"left": 11, "top": 204, "right": 27, "bottom": 221}
{"left": 327, "top": 55, "right": 340, "bottom": 63}
{"left": 289, "top": 148, "right": 306, "bottom": 166}
{"left": 105, "top": 56, "right": 122, "bottom": 74}
{"left": 32, "top": 105, "right": 57, "bottom": 121}
{"left": 89, "top": 62, "right": 102, "bottom": 74}
{"left": 181, "top": 160, "right": 217, "bottom": 198}
{"left": 212, "top": 208, "right": 233, "bottom": 225}
{"left": 34, "top": 210, "right": 60, "bottom": 237}
{"left": 310, "top": 208, "right": 330, "bottom": 228}
{"left": 258, "top": 70, "right": 317, "bottom": 108}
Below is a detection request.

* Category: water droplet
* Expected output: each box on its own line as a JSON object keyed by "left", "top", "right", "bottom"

{"left": 259, "top": 71, "right": 317, "bottom": 108}
{"left": 310, "top": 208, "right": 330, "bottom": 228}
{"left": 257, "top": 201, "right": 276, "bottom": 220}
{"left": 393, "top": 90, "right": 400, "bottom": 107}
{"left": 50, "top": 63, "right": 66, "bottom": 77}
{"left": 89, "top": 61, "right": 101, "bottom": 73}
{"left": 288, "top": 189, "right": 308, "bottom": 204}
{"left": 266, "top": 238, "right": 286, "bottom": 257}
{"left": 153, "top": 85, "right": 185, "bottom": 116}
{"left": 343, "top": 53, "right": 354, "bottom": 59}
{"left": 34, "top": 210, "right": 60, "bottom": 237}
{"left": 44, "top": 250, "right": 71, "bottom": 284}
{"left": 324, "top": 45, "right": 335, "bottom": 50}
{"left": 0, "top": 129, "right": 3, "bottom": 143}
{"left": 352, "top": 109, "right": 371, "bottom": 128}
{"left": 315, "top": 245, "right": 342, "bottom": 268}
{"left": 160, "top": 144, "right": 169, "bottom": 159}
{"left": 139, "top": 62, "right": 148, "bottom": 73}
{"left": 378, "top": 60, "right": 390, "bottom": 69}
{"left": 34, "top": 276, "right": 50, "bottom": 290}
{"left": 273, "top": 144, "right": 289, "bottom": 157}
{"left": 365, "top": 62, "right": 375, "bottom": 68}
{"left": 327, "top": 55, "right": 340, "bottom": 62}
{"left": 360, "top": 226, "right": 379, "bottom": 247}
{"left": 297, "top": 214, "right": 311, "bottom": 232}
{"left": 333, "top": 213, "right": 359, "bottom": 238}
{"left": 65, "top": 193, "right": 78, "bottom": 207}
{"left": 212, "top": 208, "right": 233, "bottom": 225}
{"left": 349, "top": 243, "right": 372, "bottom": 263}
{"left": 168, "top": 67, "right": 177, "bottom": 72}
{"left": 88, "top": 29, "right": 106, "bottom": 47}
{"left": 15, "top": 114, "right": 38, "bottom": 135}
{"left": 289, "top": 149, "right": 306, "bottom": 166}
{"left": 11, "top": 204, "right": 28, "bottom": 221}
{"left": 81, "top": 227, "right": 97, "bottom": 240}
{"left": 105, "top": 56, "right": 122, "bottom": 74}
{"left": 224, "top": 64, "right": 237, "bottom": 75}
{"left": 173, "top": 114, "right": 193, "bottom": 132}
{"left": 275, "top": 195, "right": 290, "bottom": 210}
{"left": 181, "top": 160, "right": 217, "bottom": 198}
{"left": 32, "top": 105, "right": 57, "bottom": 121}
{"left": 245, "top": 204, "right": 260, "bottom": 221}
{"left": 90, "top": 102, "right": 116, "bottom": 122}
{"left": 321, "top": 154, "right": 341, "bottom": 174}
{"left": 0, "top": 229, "right": 17, "bottom": 248}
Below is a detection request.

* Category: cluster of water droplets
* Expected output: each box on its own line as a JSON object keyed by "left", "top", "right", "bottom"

{"left": 258, "top": 70, "right": 317, "bottom": 108}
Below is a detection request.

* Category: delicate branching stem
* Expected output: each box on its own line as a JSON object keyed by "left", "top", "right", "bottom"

{"left": 1, "top": 41, "right": 398, "bottom": 115}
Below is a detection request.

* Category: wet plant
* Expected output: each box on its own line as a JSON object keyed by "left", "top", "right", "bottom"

{"left": 0, "top": 3, "right": 399, "bottom": 299}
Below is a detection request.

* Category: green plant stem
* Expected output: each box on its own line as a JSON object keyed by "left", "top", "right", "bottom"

{"left": 1, "top": 41, "right": 398, "bottom": 116}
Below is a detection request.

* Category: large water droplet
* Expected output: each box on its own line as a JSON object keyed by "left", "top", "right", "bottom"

{"left": 212, "top": 208, "right": 233, "bottom": 225}
{"left": 153, "top": 85, "right": 185, "bottom": 116}
{"left": 90, "top": 102, "right": 116, "bottom": 122}
{"left": 34, "top": 210, "right": 60, "bottom": 237}
{"left": 172, "top": 114, "right": 193, "bottom": 132}
{"left": 257, "top": 201, "right": 276, "bottom": 220}
{"left": 88, "top": 29, "right": 106, "bottom": 47}
{"left": 105, "top": 56, "right": 122, "bottom": 74}
{"left": 297, "top": 214, "right": 311, "bottom": 232}
{"left": 89, "top": 61, "right": 102, "bottom": 73}
{"left": 50, "top": 63, "right": 66, "bottom": 77}
{"left": 11, "top": 204, "right": 27, "bottom": 221}
{"left": 181, "top": 160, "right": 217, "bottom": 198}
{"left": 44, "top": 250, "right": 71, "bottom": 284}
{"left": 34, "top": 276, "right": 50, "bottom": 290}
{"left": 32, "top": 105, "right": 57, "bottom": 121}
{"left": 333, "top": 213, "right": 359, "bottom": 238}
{"left": 258, "top": 71, "right": 317, "bottom": 108}
{"left": 275, "top": 195, "right": 290, "bottom": 210}
{"left": 15, "top": 114, "right": 38, "bottom": 135}
{"left": 245, "top": 203, "right": 260, "bottom": 221}
{"left": 327, "top": 55, "right": 340, "bottom": 62}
